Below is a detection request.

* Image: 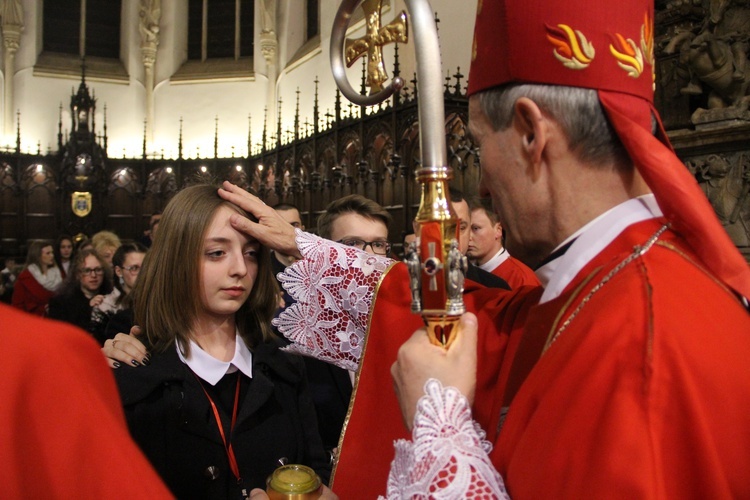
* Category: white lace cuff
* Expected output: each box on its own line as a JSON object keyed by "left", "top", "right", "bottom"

{"left": 382, "top": 379, "right": 510, "bottom": 499}
{"left": 272, "top": 230, "right": 393, "bottom": 371}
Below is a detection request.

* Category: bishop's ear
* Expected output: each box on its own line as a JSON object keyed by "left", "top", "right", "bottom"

{"left": 513, "top": 97, "right": 546, "bottom": 164}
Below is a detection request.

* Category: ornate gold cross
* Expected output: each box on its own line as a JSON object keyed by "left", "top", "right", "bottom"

{"left": 345, "top": 0, "right": 408, "bottom": 94}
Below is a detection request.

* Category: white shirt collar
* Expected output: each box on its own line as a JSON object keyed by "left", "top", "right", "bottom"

{"left": 176, "top": 332, "right": 254, "bottom": 385}
{"left": 536, "top": 194, "right": 662, "bottom": 304}
{"left": 478, "top": 247, "right": 509, "bottom": 273}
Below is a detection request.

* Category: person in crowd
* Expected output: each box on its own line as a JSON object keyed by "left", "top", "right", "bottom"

{"left": 91, "top": 230, "right": 122, "bottom": 265}
{"left": 139, "top": 212, "right": 162, "bottom": 248}
{"left": 320, "top": 194, "right": 392, "bottom": 255}
{"left": 270, "top": 203, "right": 304, "bottom": 311}
{"left": 48, "top": 248, "right": 112, "bottom": 333}
{"left": 401, "top": 229, "right": 417, "bottom": 259}
{"left": 104, "top": 184, "right": 330, "bottom": 497}
{"left": 0, "top": 256, "right": 19, "bottom": 304}
{"left": 75, "top": 236, "right": 93, "bottom": 253}
{"left": 450, "top": 187, "right": 511, "bottom": 289}
{"left": 54, "top": 234, "right": 75, "bottom": 278}
{"left": 12, "top": 241, "right": 63, "bottom": 316}
{"left": 468, "top": 197, "right": 540, "bottom": 288}
{"left": 0, "top": 302, "right": 172, "bottom": 498}
{"left": 90, "top": 242, "right": 147, "bottom": 345}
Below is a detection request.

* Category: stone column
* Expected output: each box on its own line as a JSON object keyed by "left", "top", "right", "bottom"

{"left": 1, "top": 0, "right": 24, "bottom": 136}
{"left": 260, "top": 0, "right": 278, "bottom": 136}
{"left": 139, "top": 0, "right": 161, "bottom": 149}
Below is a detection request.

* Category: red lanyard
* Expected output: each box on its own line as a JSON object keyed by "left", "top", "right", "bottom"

{"left": 194, "top": 371, "right": 243, "bottom": 482}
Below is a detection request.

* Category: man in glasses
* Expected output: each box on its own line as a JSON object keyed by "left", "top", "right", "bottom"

{"left": 318, "top": 194, "right": 392, "bottom": 257}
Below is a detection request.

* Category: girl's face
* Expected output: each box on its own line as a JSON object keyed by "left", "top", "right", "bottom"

{"left": 40, "top": 245, "right": 55, "bottom": 268}
{"left": 198, "top": 205, "right": 259, "bottom": 320}
{"left": 79, "top": 254, "right": 104, "bottom": 294}
{"left": 59, "top": 239, "right": 73, "bottom": 259}
{"left": 116, "top": 251, "right": 145, "bottom": 293}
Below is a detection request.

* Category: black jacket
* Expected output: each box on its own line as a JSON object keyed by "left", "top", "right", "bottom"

{"left": 47, "top": 287, "right": 95, "bottom": 335}
{"left": 114, "top": 340, "right": 331, "bottom": 499}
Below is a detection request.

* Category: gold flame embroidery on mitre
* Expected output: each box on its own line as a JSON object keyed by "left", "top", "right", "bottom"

{"left": 546, "top": 24, "right": 595, "bottom": 70}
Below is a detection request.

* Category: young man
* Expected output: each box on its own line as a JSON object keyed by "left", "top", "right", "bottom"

{"left": 270, "top": 203, "right": 305, "bottom": 311}
{"left": 451, "top": 188, "right": 511, "bottom": 289}
{"left": 318, "top": 194, "right": 392, "bottom": 256}
{"left": 468, "top": 198, "right": 539, "bottom": 289}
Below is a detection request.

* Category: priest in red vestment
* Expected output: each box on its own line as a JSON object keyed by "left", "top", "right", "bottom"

{"left": 387, "top": 0, "right": 750, "bottom": 498}
{"left": 0, "top": 304, "right": 171, "bottom": 498}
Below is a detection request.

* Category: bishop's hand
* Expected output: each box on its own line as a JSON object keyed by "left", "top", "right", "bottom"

{"left": 391, "top": 312, "right": 478, "bottom": 431}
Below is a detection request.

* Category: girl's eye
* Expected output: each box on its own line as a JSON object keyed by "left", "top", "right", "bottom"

{"left": 206, "top": 250, "right": 224, "bottom": 258}
{"left": 245, "top": 249, "right": 259, "bottom": 259}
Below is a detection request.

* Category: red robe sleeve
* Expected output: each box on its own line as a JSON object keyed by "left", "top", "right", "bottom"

{"left": 331, "top": 263, "right": 539, "bottom": 499}
{"left": 0, "top": 303, "right": 173, "bottom": 498}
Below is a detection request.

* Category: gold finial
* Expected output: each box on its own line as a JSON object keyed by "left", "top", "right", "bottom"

{"left": 345, "top": 0, "right": 408, "bottom": 94}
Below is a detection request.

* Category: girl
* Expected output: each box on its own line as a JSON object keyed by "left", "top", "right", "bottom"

{"left": 90, "top": 242, "right": 147, "bottom": 344}
{"left": 54, "top": 234, "right": 75, "bottom": 278}
{"left": 113, "top": 184, "right": 329, "bottom": 498}
{"left": 47, "top": 248, "right": 112, "bottom": 331}
{"left": 12, "top": 241, "right": 63, "bottom": 315}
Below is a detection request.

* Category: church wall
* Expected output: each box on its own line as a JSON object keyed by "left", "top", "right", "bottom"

{"left": 2, "top": 0, "right": 476, "bottom": 157}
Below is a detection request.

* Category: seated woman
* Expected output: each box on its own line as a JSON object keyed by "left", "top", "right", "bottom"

{"left": 48, "top": 249, "right": 112, "bottom": 332}
{"left": 112, "top": 184, "right": 330, "bottom": 498}
{"left": 12, "top": 241, "right": 63, "bottom": 316}
{"left": 90, "top": 242, "right": 147, "bottom": 344}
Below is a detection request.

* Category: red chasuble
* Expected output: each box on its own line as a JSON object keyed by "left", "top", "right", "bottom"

{"left": 493, "top": 218, "right": 750, "bottom": 498}
{"left": 331, "top": 263, "right": 540, "bottom": 499}
{"left": 491, "top": 255, "right": 541, "bottom": 290}
{"left": 0, "top": 304, "right": 172, "bottom": 498}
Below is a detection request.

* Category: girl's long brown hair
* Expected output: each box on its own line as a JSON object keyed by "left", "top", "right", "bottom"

{"left": 131, "top": 184, "right": 278, "bottom": 355}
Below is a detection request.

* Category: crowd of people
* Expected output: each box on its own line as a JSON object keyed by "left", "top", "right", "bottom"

{"left": 3, "top": 228, "right": 152, "bottom": 345}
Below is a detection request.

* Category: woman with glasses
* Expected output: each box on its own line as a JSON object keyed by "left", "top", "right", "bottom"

{"left": 91, "top": 242, "right": 147, "bottom": 345}
{"left": 48, "top": 248, "right": 112, "bottom": 333}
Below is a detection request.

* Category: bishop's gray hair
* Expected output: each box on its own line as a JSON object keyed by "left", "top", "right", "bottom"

{"left": 475, "top": 84, "right": 632, "bottom": 170}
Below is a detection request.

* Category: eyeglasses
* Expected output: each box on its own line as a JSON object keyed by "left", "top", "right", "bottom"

{"left": 122, "top": 265, "right": 141, "bottom": 274}
{"left": 81, "top": 267, "right": 104, "bottom": 276}
{"left": 337, "top": 238, "right": 391, "bottom": 255}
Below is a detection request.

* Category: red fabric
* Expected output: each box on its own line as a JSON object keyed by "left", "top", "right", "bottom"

{"left": 330, "top": 264, "right": 538, "bottom": 499}
{"left": 468, "top": 0, "right": 654, "bottom": 100}
{"left": 466, "top": 0, "right": 750, "bottom": 299}
{"left": 493, "top": 219, "right": 750, "bottom": 498}
{"left": 11, "top": 269, "right": 56, "bottom": 316}
{"left": 0, "top": 304, "right": 173, "bottom": 498}
{"left": 599, "top": 91, "right": 750, "bottom": 298}
{"left": 490, "top": 255, "right": 541, "bottom": 289}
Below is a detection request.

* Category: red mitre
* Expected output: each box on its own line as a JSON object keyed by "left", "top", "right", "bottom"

{"left": 469, "top": 0, "right": 750, "bottom": 298}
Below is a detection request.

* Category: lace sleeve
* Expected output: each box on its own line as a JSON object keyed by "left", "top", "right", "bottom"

{"left": 382, "top": 379, "right": 510, "bottom": 500}
{"left": 272, "top": 230, "right": 394, "bottom": 371}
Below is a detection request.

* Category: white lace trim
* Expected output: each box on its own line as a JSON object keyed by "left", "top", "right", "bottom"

{"left": 382, "top": 379, "right": 510, "bottom": 500}
{"left": 272, "top": 230, "right": 393, "bottom": 371}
